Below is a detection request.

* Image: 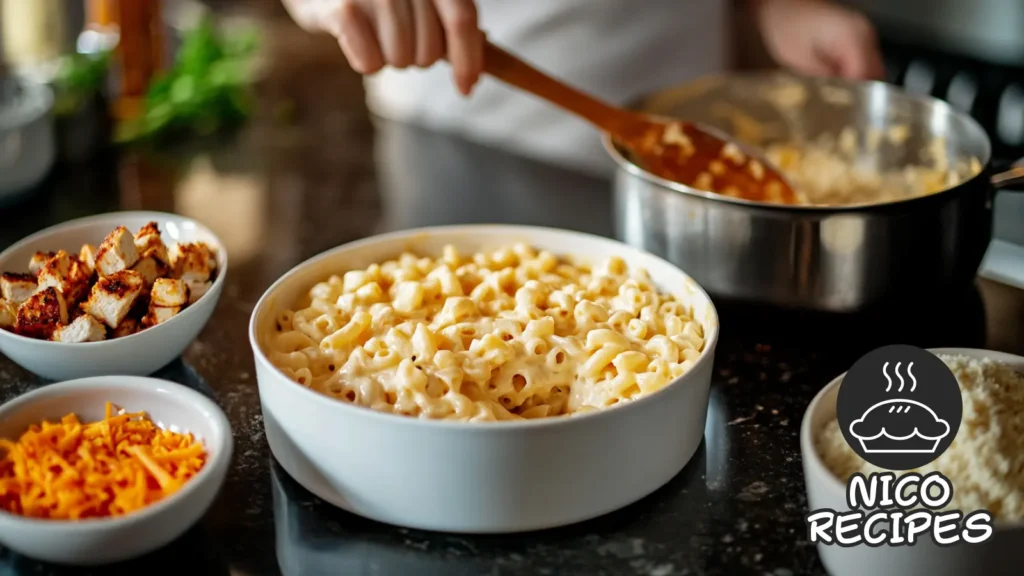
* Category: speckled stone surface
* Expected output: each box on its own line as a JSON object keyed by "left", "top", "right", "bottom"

{"left": 2, "top": 19, "right": 1024, "bottom": 576}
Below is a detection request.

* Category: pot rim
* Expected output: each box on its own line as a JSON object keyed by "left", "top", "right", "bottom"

{"left": 601, "top": 72, "right": 993, "bottom": 214}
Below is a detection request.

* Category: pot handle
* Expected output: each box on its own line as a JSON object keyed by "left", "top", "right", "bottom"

{"left": 991, "top": 158, "right": 1024, "bottom": 191}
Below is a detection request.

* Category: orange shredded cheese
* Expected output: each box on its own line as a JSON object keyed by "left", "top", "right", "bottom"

{"left": 0, "top": 402, "right": 207, "bottom": 520}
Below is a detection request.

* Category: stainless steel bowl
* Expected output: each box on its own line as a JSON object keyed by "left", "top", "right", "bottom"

{"left": 604, "top": 72, "right": 1023, "bottom": 312}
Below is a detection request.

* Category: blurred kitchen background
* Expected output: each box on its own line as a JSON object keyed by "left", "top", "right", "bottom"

{"left": 1, "top": 0, "right": 1022, "bottom": 283}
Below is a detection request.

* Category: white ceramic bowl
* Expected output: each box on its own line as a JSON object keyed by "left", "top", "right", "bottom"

{"left": 0, "top": 376, "right": 233, "bottom": 565}
{"left": 0, "top": 212, "right": 227, "bottom": 380}
{"left": 249, "top": 225, "right": 720, "bottom": 533}
{"left": 801, "top": 347, "right": 1024, "bottom": 576}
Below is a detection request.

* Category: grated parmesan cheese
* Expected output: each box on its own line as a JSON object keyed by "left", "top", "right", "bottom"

{"left": 817, "top": 354, "right": 1024, "bottom": 520}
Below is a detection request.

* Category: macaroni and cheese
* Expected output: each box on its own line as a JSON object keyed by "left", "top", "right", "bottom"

{"left": 265, "top": 244, "right": 705, "bottom": 422}
{"left": 764, "top": 135, "right": 971, "bottom": 206}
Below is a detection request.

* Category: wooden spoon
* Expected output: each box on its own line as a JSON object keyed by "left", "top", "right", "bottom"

{"left": 482, "top": 41, "right": 799, "bottom": 204}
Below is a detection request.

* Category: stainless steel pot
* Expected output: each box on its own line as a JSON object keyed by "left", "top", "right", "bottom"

{"left": 605, "top": 72, "right": 1024, "bottom": 312}
{"left": 0, "top": 73, "right": 55, "bottom": 202}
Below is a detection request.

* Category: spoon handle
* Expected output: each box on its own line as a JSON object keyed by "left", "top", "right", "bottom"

{"left": 482, "top": 41, "right": 636, "bottom": 136}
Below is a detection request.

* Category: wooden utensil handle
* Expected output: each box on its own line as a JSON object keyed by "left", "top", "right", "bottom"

{"left": 483, "top": 41, "right": 632, "bottom": 135}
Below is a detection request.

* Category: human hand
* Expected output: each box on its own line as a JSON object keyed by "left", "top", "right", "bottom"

{"left": 281, "top": 0, "right": 484, "bottom": 94}
{"left": 752, "top": 0, "right": 885, "bottom": 80}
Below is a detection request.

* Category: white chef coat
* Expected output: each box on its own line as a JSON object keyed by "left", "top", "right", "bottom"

{"left": 365, "top": 0, "right": 731, "bottom": 177}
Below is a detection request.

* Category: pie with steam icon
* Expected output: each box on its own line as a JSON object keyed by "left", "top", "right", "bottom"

{"left": 848, "top": 361, "right": 952, "bottom": 454}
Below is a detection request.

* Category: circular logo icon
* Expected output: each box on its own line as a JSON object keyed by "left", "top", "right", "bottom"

{"left": 836, "top": 344, "right": 962, "bottom": 471}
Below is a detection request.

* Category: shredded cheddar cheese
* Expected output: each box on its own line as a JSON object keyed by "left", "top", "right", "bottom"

{"left": 0, "top": 402, "right": 207, "bottom": 520}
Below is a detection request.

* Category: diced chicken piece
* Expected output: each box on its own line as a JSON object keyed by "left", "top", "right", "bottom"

{"left": 169, "top": 242, "right": 216, "bottom": 283}
{"left": 38, "top": 250, "right": 71, "bottom": 278}
{"left": 196, "top": 242, "right": 218, "bottom": 266}
{"left": 112, "top": 317, "right": 139, "bottom": 338}
{"left": 0, "top": 273, "right": 38, "bottom": 305}
{"left": 68, "top": 255, "right": 94, "bottom": 286}
{"left": 36, "top": 257, "right": 69, "bottom": 296}
{"left": 134, "top": 221, "right": 169, "bottom": 265}
{"left": 15, "top": 287, "right": 68, "bottom": 339}
{"left": 186, "top": 280, "right": 212, "bottom": 305}
{"left": 78, "top": 244, "right": 98, "bottom": 274}
{"left": 95, "top": 226, "right": 140, "bottom": 277}
{"left": 142, "top": 304, "right": 181, "bottom": 328}
{"left": 131, "top": 256, "right": 167, "bottom": 287}
{"left": 29, "top": 251, "right": 56, "bottom": 276}
{"left": 151, "top": 278, "right": 189, "bottom": 307}
{"left": 52, "top": 314, "right": 107, "bottom": 343}
{"left": 82, "top": 270, "right": 145, "bottom": 329}
{"left": 36, "top": 251, "right": 90, "bottom": 305}
{"left": 0, "top": 299, "right": 16, "bottom": 329}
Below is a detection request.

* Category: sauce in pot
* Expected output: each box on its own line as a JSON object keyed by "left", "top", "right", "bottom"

{"left": 624, "top": 121, "right": 802, "bottom": 205}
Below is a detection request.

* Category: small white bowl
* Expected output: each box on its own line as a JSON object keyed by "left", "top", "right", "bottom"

{"left": 0, "top": 376, "right": 233, "bottom": 565}
{"left": 249, "top": 224, "right": 720, "bottom": 533}
{"left": 0, "top": 211, "right": 227, "bottom": 381}
{"left": 801, "top": 347, "right": 1024, "bottom": 576}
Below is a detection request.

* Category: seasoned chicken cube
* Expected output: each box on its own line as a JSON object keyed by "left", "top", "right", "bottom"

{"left": 169, "top": 242, "right": 216, "bottom": 283}
{"left": 36, "top": 252, "right": 70, "bottom": 293}
{"left": 131, "top": 256, "right": 167, "bottom": 287}
{"left": 38, "top": 250, "right": 71, "bottom": 278}
{"left": 112, "top": 317, "right": 139, "bottom": 338}
{"left": 68, "top": 255, "right": 94, "bottom": 285}
{"left": 95, "top": 226, "right": 140, "bottom": 277}
{"left": 186, "top": 280, "right": 211, "bottom": 304}
{"left": 134, "top": 221, "right": 169, "bottom": 265}
{"left": 196, "top": 242, "right": 217, "bottom": 266}
{"left": 82, "top": 270, "right": 145, "bottom": 329}
{"left": 0, "top": 272, "right": 38, "bottom": 305}
{"left": 142, "top": 304, "right": 181, "bottom": 328}
{"left": 15, "top": 287, "right": 68, "bottom": 339}
{"left": 0, "top": 299, "right": 16, "bottom": 329}
{"left": 78, "top": 244, "right": 98, "bottom": 274}
{"left": 29, "top": 251, "right": 56, "bottom": 276}
{"left": 151, "top": 278, "right": 189, "bottom": 307}
{"left": 52, "top": 314, "right": 107, "bottom": 343}
{"left": 36, "top": 251, "right": 91, "bottom": 304}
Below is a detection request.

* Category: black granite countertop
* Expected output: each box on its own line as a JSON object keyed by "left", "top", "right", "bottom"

{"left": 2, "top": 18, "right": 1024, "bottom": 576}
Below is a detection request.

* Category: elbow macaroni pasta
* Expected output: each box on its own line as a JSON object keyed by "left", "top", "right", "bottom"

{"left": 266, "top": 244, "right": 705, "bottom": 421}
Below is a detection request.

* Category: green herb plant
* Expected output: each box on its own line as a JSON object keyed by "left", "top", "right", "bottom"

{"left": 53, "top": 51, "right": 112, "bottom": 117}
{"left": 116, "top": 16, "right": 260, "bottom": 144}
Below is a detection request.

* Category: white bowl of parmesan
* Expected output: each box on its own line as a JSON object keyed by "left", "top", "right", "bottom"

{"left": 801, "top": 348, "right": 1024, "bottom": 576}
